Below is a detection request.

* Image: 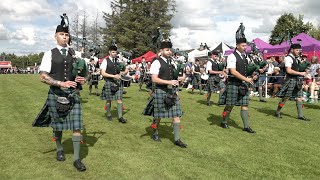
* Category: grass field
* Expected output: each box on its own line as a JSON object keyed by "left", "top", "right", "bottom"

{"left": 0, "top": 74, "right": 320, "bottom": 180}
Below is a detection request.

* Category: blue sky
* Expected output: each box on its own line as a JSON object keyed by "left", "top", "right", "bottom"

{"left": 0, "top": 0, "right": 319, "bottom": 55}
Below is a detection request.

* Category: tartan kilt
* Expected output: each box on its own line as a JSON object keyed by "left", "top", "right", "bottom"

{"left": 276, "top": 78, "right": 303, "bottom": 98}
{"left": 100, "top": 80, "right": 123, "bottom": 101}
{"left": 87, "top": 74, "right": 99, "bottom": 86}
{"left": 191, "top": 74, "right": 201, "bottom": 86}
{"left": 146, "top": 87, "right": 183, "bottom": 119}
{"left": 219, "top": 83, "right": 249, "bottom": 106}
{"left": 207, "top": 75, "right": 220, "bottom": 92}
{"left": 142, "top": 97, "right": 154, "bottom": 116}
{"left": 47, "top": 87, "right": 82, "bottom": 131}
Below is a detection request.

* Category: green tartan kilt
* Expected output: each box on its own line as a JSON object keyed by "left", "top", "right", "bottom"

{"left": 142, "top": 97, "right": 154, "bottom": 116}
{"left": 219, "top": 83, "right": 249, "bottom": 106}
{"left": 100, "top": 80, "right": 123, "bottom": 101}
{"left": 207, "top": 75, "right": 220, "bottom": 92}
{"left": 47, "top": 87, "right": 82, "bottom": 131}
{"left": 87, "top": 74, "right": 99, "bottom": 86}
{"left": 276, "top": 78, "right": 303, "bottom": 98}
{"left": 191, "top": 74, "right": 201, "bottom": 86}
{"left": 144, "top": 87, "right": 183, "bottom": 119}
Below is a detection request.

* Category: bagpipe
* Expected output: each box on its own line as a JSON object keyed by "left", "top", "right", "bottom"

{"left": 68, "top": 47, "right": 88, "bottom": 78}
{"left": 173, "top": 60, "right": 185, "bottom": 80}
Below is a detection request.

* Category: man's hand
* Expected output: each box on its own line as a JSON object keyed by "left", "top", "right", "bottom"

{"left": 114, "top": 74, "right": 121, "bottom": 79}
{"left": 61, "top": 81, "right": 77, "bottom": 88}
{"left": 169, "top": 80, "right": 179, "bottom": 86}
{"left": 75, "top": 76, "right": 85, "bottom": 85}
{"left": 245, "top": 77, "right": 254, "bottom": 85}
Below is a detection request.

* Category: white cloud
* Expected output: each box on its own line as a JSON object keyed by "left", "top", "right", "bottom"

{"left": 0, "top": 0, "right": 320, "bottom": 55}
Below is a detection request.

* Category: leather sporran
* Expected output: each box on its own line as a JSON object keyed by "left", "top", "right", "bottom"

{"left": 164, "top": 93, "right": 177, "bottom": 107}
{"left": 296, "top": 78, "right": 303, "bottom": 90}
{"left": 56, "top": 96, "right": 72, "bottom": 117}
{"left": 110, "top": 82, "right": 119, "bottom": 93}
{"left": 238, "top": 83, "right": 248, "bottom": 96}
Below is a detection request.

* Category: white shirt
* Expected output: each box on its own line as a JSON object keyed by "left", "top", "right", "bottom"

{"left": 150, "top": 57, "right": 176, "bottom": 75}
{"left": 206, "top": 59, "right": 213, "bottom": 73}
{"left": 284, "top": 54, "right": 295, "bottom": 68}
{"left": 39, "top": 45, "right": 69, "bottom": 73}
{"left": 227, "top": 50, "right": 248, "bottom": 69}
{"left": 100, "top": 57, "right": 116, "bottom": 71}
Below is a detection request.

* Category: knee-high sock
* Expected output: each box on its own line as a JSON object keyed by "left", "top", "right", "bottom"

{"left": 296, "top": 101, "right": 303, "bottom": 117}
{"left": 222, "top": 106, "right": 233, "bottom": 123}
{"left": 173, "top": 122, "right": 180, "bottom": 141}
{"left": 95, "top": 85, "right": 99, "bottom": 94}
{"left": 207, "top": 92, "right": 212, "bottom": 102}
{"left": 240, "top": 110, "right": 249, "bottom": 128}
{"left": 152, "top": 119, "right": 160, "bottom": 135}
{"left": 276, "top": 99, "right": 286, "bottom": 114}
{"left": 89, "top": 85, "right": 92, "bottom": 93}
{"left": 72, "top": 135, "right": 81, "bottom": 161}
{"left": 259, "top": 87, "right": 263, "bottom": 100}
{"left": 106, "top": 102, "right": 111, "bottom": 116}
{"left": 117, "top": 103, "right": 123, "bottom": 118}
{"left": 54, "top": 131, "right": 63, "bottom": 151}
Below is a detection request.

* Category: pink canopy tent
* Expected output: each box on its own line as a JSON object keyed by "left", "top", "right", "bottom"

{"left": 131, "top": 51, "right": 156, "bottom": 63}
{"left": 224, "top": 38, "right": 272, "bottom": 56}
{"left": 263, "top": 33, "right": 320, "bottom": 60}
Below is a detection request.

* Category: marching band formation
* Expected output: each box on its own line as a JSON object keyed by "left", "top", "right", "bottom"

{"left": 33, "top": 16, "right": 312, "bottom": 172}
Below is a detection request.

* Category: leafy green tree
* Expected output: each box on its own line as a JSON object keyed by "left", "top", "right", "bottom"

{"left": 101, "top": 0, "right": 176, "bottom": 57}
{"left": 308, "top": 23, "right": 320, "bottom": 41}
{"left": 269, "top": 13, "right": 313, "bottom": 45}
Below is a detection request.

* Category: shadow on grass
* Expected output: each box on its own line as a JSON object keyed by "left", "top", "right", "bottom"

{"left": 196, "top": 100, "right": 219, "bottom": 106}
{"left": 303, "top": 103, "right": 320, "bottom": 109}
{"left": 207, "top": 113, "right": 242, "bottom": 130}
{"left": 251, "top": 106, "right": 296, "bottom": 119}
{"left": 43, "top": 126, "right": 106, "bottom": 160}
{"left": 140, "top": 120, "right": 175, "bottom": 143}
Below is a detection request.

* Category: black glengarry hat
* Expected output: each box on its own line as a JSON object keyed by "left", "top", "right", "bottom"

{"left": 56, "top": 25, "right": 69, "bottom": 33}
{"left": 108, "top": 45, "right": 118, "bottom": 51}
{"left": 290, "top": 43, "right": 301, "bottom": 49}
{"left": 236, "top": 38, "right": 247, "bottom": 44}
{"left": 160, "top": 41, "right": 173, "bottom": 49}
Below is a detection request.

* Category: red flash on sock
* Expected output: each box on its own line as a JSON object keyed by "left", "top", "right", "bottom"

{"left": 222, "top": 111, "right": 227, "bottom": 117}
{"left": 279, "top": 103, "right": 284, "bottom": 108}
{"left": 52, "top": 137, "right": 57, "bottom": 142}
{"left": 104, "top": 105, "right": 107, "bottom": 110}
{"left": 151, "top": 124, "right": 157, "bottom": 129}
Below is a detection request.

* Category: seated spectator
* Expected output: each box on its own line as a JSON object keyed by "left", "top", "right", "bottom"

{"left": 309, "top": 68, "right": 320, "bottom": 103}
{"left": 267, "top": 67, "right": 284, "bottom": 97}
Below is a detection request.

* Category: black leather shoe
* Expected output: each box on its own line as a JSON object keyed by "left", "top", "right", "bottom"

{"left": 118, "top": 117, "right": 127, "bottom": 123}
{"left": 151, "top": 134, "right": 161, "bottom": 142}
{"left": 243, "top": 127, "right": 256, "bottom": 133}
{"left": 221, "top": 123, "right": 229, "bottom": 129}
{"left": 174, "top": 139, "right": 187, "bottom": 148}
{"left": 96, "top": 93, "right": 100, "bottom": 96}
{"left": 274, "top": 113, "right": 282, "bottom": 118}
{"left": 56, "top": 150, "right": 65, "bottom": 161}
{"left": 73, "top": 159, "right": 86, "bottom": 171}
{"left": 259, "top": 99, "right": 267, "bottom": 102}
{"left": 298, "top": 116, "right": 310, "bottom": 121}
{"left": 106, "top": 115, "right": 112, "bottom": 121}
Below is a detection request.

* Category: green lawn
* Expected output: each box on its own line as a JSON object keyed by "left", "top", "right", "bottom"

{"left": 0, "top": 74, "right": 319, "bottom": 180}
